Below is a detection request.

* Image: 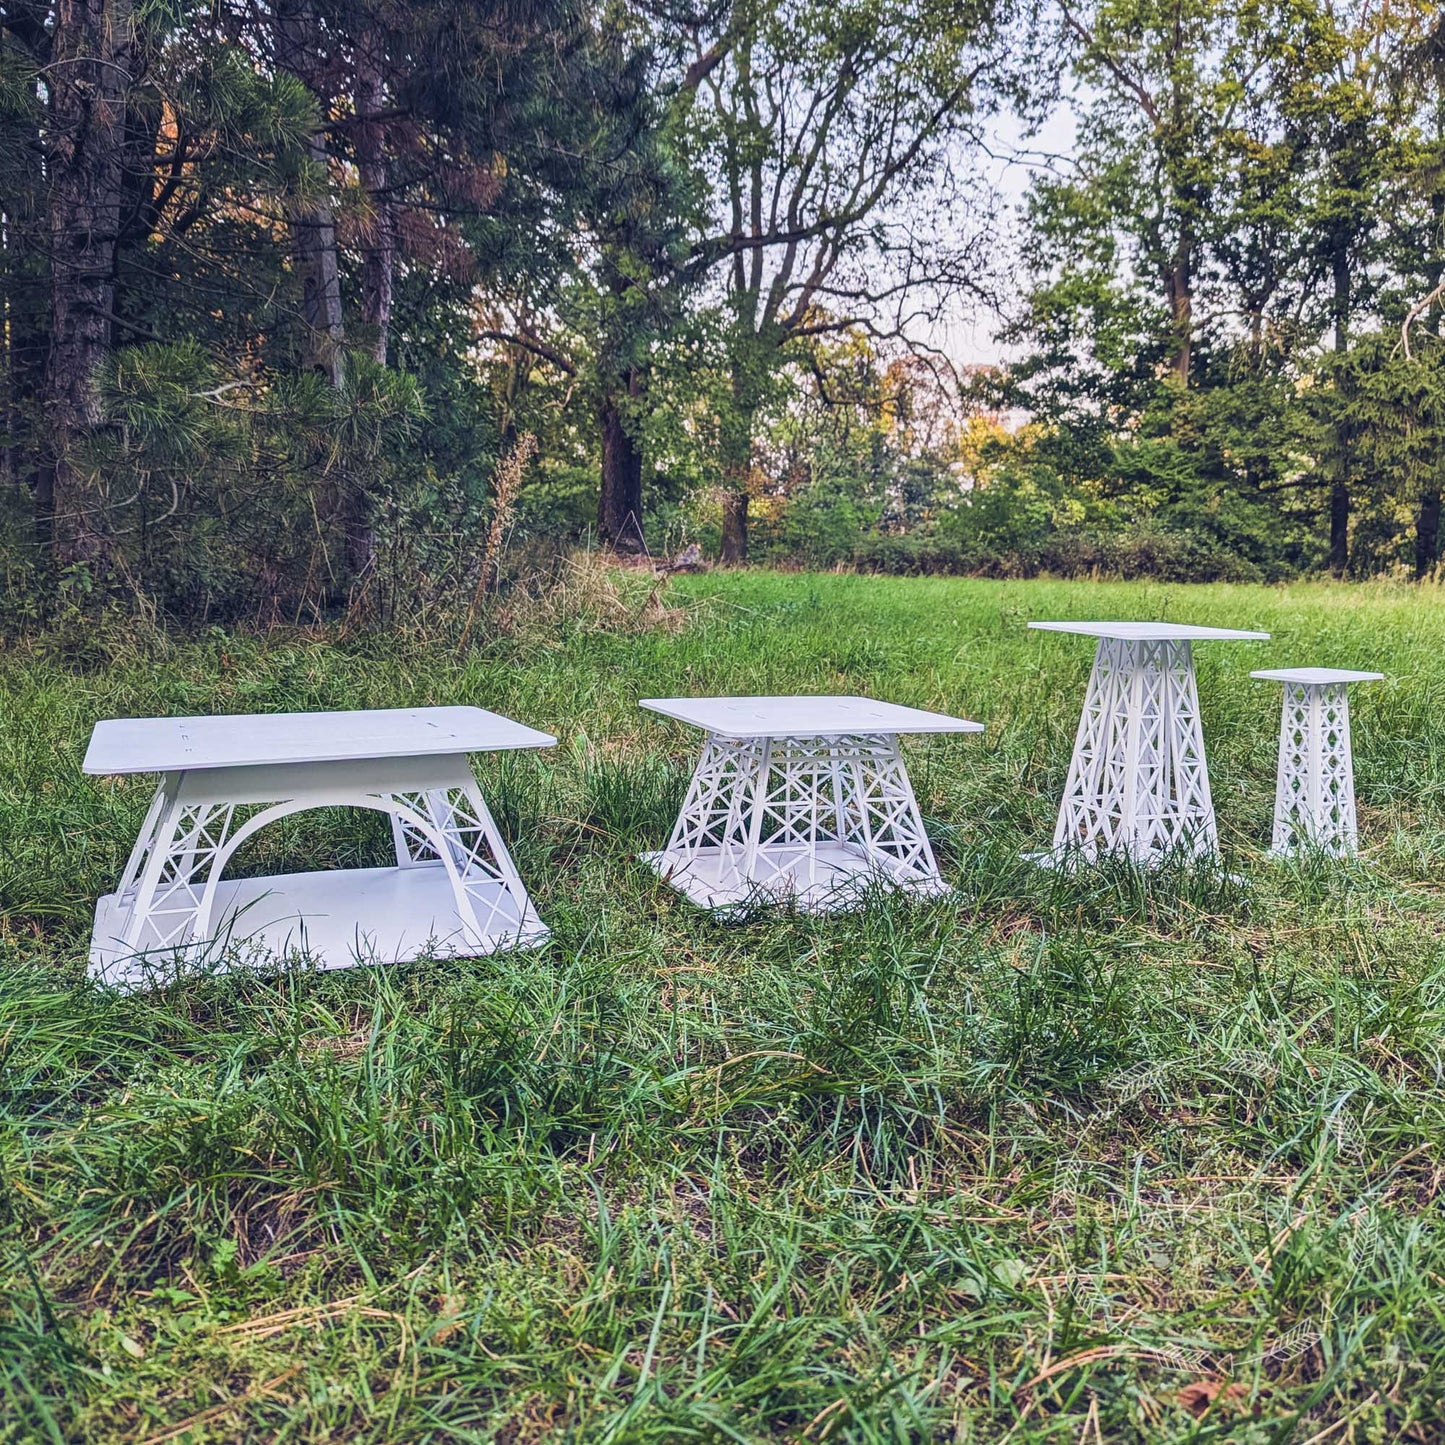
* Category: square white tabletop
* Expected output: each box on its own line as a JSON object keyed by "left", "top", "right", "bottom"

{"left": 1251, "top": 668, "right": 1383, "bottom": 685}
{"left": 84, "top": 706, "right": 557, "bottom": 776}
{"left": 640, "top": 695, "right": 983, "bottom": 739}
{"left": 1028, "top": 621, "right": 1270, "bottom": 642}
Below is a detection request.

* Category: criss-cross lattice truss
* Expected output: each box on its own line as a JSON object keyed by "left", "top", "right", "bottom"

{"left": 647, "top": 731, "right": 945, "bottom": 912}
{"left": 1047, "top": 637, "right": 1218, "bottom": 865}
{"left": 1253, "top": 669, "right": 1380, "bottom": 857}
{"left": 94, "top": 753, "right": 545, "bottom": 980}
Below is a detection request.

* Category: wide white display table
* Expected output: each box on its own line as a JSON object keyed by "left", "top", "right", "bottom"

{"left": 86, "top": 706, "right": 554, "bottom": 985}
{"left": 1251, "top": 667, "right": 1382, "bottom": 857}
{"left": 640, "top": 695, "right": 982, "bottom": 912}
{"left": 1029, "top": 622, "right": 1268, "bottom": 865}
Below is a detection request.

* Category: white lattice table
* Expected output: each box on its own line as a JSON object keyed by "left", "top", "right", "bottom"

{"left": 1251, "top": 668, "right": 1382, "bottom": 857}
{"left": 640, "top": 696, "right": 982, "bottom": 912}
{"left": 85, "top": 706, "right": 555, "bottom": 986}
{"left": 1029, "top": 622, "right": 1269, "bottom": 866}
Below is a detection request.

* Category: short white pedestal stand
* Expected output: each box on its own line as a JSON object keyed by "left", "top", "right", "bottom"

{"left": 1029, "top": 622, "right": 1269, "bottom": 866}
{"left": 86, "top": 706, "right": 555, "bottom": 987}
{"left": 1251, "top": 668, "right": 1382, "bottom": 857}
{"left": 640, "top": 696, "right": 982, "bottom": 912}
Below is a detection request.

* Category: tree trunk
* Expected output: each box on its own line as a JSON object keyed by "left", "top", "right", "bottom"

{"left": 1328, "top": 480, "right": 1350, "bottom": 578}
{"left": 1164, "top": 232, "right": 1192, "bottom": 386}
{"left": 113, "top": 74, "right": 163, "bottom": 300}
{"left": 720, "top": 488, "right": 748, "bottom": 565}
{"left": 598, "top": 370, "right": 646, "bottom": 553}
{"left": 1419, "top": 200, "right": 1445, "bottom": 583}
{"left": 40, "top": 0, "right": 136, "bottom": 568}
{"left": 1415, "top": 489, "right": 1441, "bottom": 580}
{"left": 3, "top": 173, "right": 46, "bottom": 513}
{"left": 720, "top": 374, "right": 754, "bottom": 565}
{"left": 355, "top": 30, "right": 394, "bottom": 367}
{"left": 348, "top": 25, "right": 395, "bottom": 584}
{"left": 2, "top": 250, "right": 46, "bottom": 508}
{"left": 276, "top": 0, "right": 366, "bottom": 599}
{"left": 2, "top": 6, "right": 49, "bottom": 511}
{"left": 1328, "top": 230, "right": 1351, "bottom": 578}
{"left": 275, "top": 0, "right": 343, "bottom": 385}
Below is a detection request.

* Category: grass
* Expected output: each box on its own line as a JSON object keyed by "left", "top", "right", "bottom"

{"left": 2, "top": 569, "right": 1445, "bottom": 1442}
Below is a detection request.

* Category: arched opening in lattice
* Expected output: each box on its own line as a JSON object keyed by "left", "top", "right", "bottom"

{"left": 101, "top": 787, "right": 535, "bottom": 972}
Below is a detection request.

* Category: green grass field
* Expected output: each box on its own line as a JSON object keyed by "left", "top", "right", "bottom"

{"left": 3, "top": 571, "right": 1445, "bottom": 1443}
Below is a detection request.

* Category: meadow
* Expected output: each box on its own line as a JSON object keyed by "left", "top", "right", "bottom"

{"left": 2, "top": 569, "right": 1444, "bottom": 1443}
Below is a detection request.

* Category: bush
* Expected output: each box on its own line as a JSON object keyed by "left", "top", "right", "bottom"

{"left": 848, "top": 523, "right": 1265, "bottom": 583}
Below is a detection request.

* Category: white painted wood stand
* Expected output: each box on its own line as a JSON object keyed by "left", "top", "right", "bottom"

{"left": 640, "top": 696, "right": 983, "bottom": 912}
{"left": 1251, "top": 668, "right": 1382, "bottom": 857}
{"left": 1029, "top": 622, "right": 1269, "bottom": 866}
{"left": 85, "top": 706, "right": 555, "bottom": 987}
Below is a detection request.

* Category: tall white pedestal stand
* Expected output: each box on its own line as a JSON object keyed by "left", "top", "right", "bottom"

{"left": 1028, "top": 622, "right": 1269, "bottom": 866}
{"left": 1251, "top": 668, "right": 1382, "bottom": 857}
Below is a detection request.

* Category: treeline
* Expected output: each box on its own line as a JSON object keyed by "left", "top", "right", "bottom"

{"left": 996, "top": 0, "right": 1445, "bottom": 583}
{"left": 1, "top": 1, "right": 1443, "bottom": 623}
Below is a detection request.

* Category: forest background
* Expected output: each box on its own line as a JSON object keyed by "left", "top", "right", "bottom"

{"left": 4, "top": 0, "right": 1445, "bottom": 627}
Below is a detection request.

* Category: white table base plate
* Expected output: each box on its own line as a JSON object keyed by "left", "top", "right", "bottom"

{"left": 643, "top": 842, "right": 950, "bottom": 914}
{"left": 92, "top": 864, "right": 548, "bottom": 986}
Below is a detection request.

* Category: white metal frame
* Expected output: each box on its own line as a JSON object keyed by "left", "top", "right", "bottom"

{"left": 1252, "top": 669, "right": 1381, "bottom": 857}
{"left": 1030, "top": 623, "right": 1267, "bottom": 867}
{"left": 640, "top": 695, "right": 981, "bottom": 913}
{"left": 645, "top": 730, "right": 949, "bottom": 912}
{"left": 1050, "top": 637, "right": 1215, "bottom": 863}
{"left": 90, "top": 750, "right": 549, "bottom": 986}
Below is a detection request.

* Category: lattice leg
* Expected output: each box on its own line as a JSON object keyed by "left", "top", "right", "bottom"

{"left": 1160, "top": 641, "right": 1217, "bottom": 858}
{"left": 114, "top": 775, "right": 176, "bottom": 900}
{"left": 1054, "top": 636, "right": 1128, "bottom": 855}
{"left": 450, "top": 781, "right": 540, "bottom": 937}
{"left": 384, "top": 782, "right": 538, "bottom": 940}
{"left": 120, "top": 790, "right": 240, "bottom": 952}
{"left": 389, "top": 807, "right": 427, "bottom": 867}
{"left": 1271, "top": 682, "right": 1357, "bottom": 856}
{"left": 663, "top": 734, "right": 769, "bottom": 889}
{"left": 835, "top": 735, "right": 940, "bottom": 883}
{"left": 749, "top": 734, "right": 853, "bottom": 887}
{"left": 1050, "top": 638, "right": 1218, "bottom": 864}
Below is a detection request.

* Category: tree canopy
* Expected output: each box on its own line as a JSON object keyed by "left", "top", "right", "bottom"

{"left": 1, "top": 0, "right": 1443, "bottom": 623}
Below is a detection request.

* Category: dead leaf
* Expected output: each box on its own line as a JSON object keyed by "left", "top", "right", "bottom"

{"left": 434, "top": 1293, "right": 466, "bottom": 1343}
{"left": 1174, "top": 1380, "right": 1249, "bottom": 1418}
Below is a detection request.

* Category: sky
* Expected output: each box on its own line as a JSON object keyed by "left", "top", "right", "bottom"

{"left": 931, "top": 97, "right": 1081, "bottom": 368}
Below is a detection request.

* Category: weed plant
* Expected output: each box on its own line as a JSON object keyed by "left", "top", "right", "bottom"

{"left": 1, "top": 573, "right": 1443, "bottom": 1441}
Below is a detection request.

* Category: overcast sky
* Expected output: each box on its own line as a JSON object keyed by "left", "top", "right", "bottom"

{"left": 931, "top": 97, "right": 1081, "bottom": 367}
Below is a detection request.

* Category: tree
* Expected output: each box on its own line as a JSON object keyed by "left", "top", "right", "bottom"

{"left": 1005, "top": 0, "right": 1412, "bottom": 576}
{"left": 1292, "top": 4, "right": 1406, "bottom": 574}
{"left": 432, "top": 1, "right": 700, "bottom": 557}
{"left": 38, "top": 0, "right": 136, "bottom": 566}
{"left": 1329, "top": 334, "right": 1445, "bottom": 577}
{"left": 1055, "top": 0, "right": 1225, "bottom": 388}
{"left": 668, "top": 0, "right": 1011, "bottom": 561}
{"left": 1391, "top": 0, "right": 1445, "bottom": 573}
{"left": 587, "top": 6, "right": 697, "bottom": 554}
{"left": 1, "top": 2, "right": 50, "bottom": 506}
